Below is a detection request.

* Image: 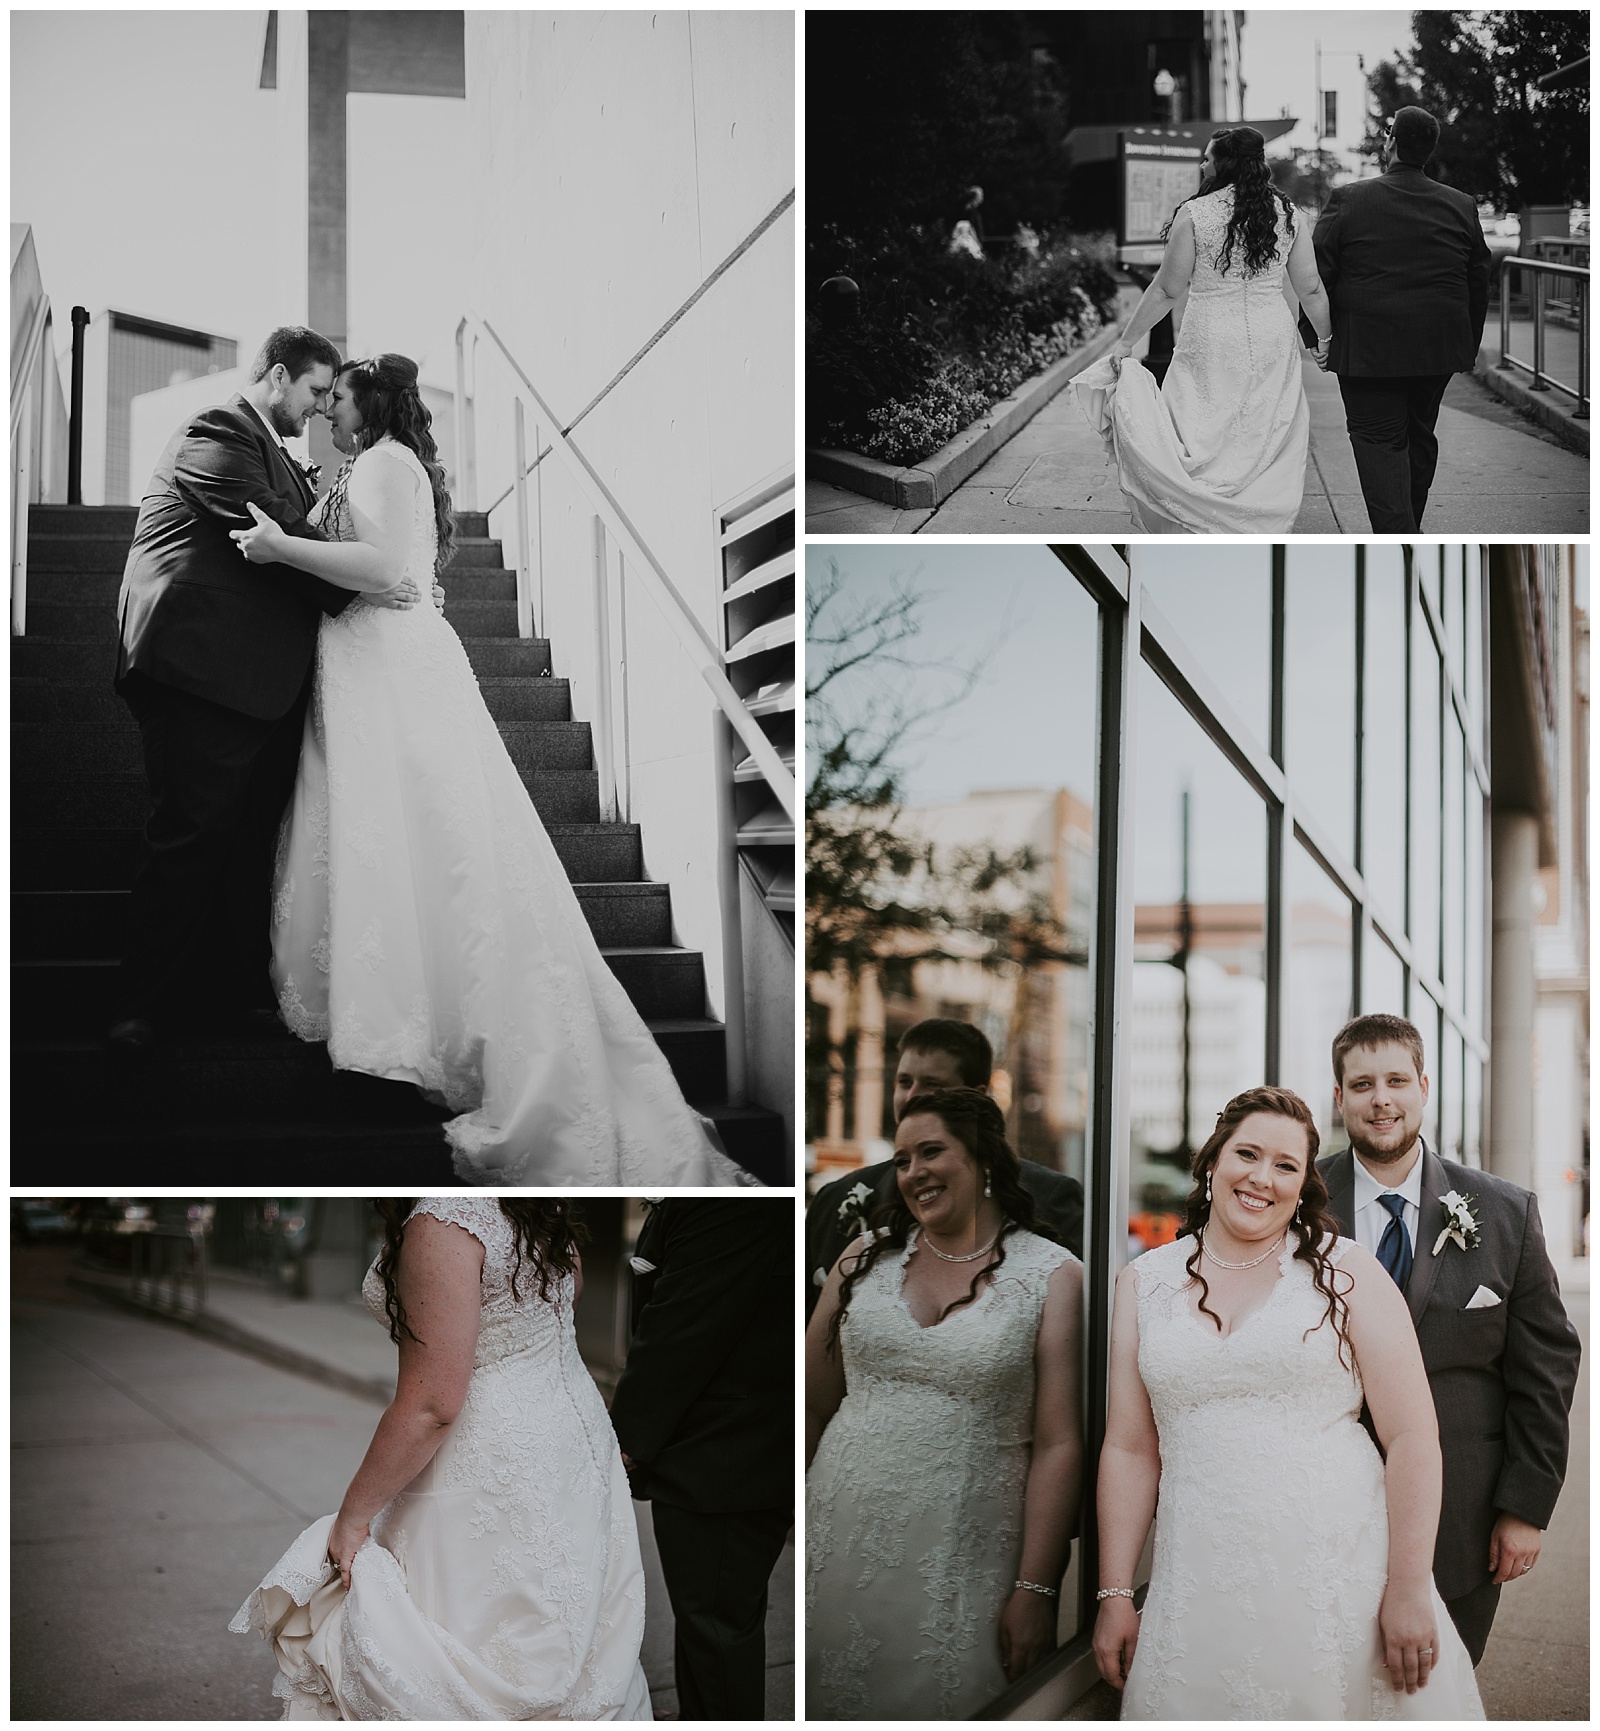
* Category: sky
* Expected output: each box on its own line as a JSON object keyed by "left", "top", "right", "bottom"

{"left": 1238, "top": 9, "right": 1416, "bottom": 168}
{"left": 11, "top": 11, "right": 469, "bottom": 387}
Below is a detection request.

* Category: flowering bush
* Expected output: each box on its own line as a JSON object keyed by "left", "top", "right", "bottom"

{"left": 809, "top": 227, "right": 1118, "bottom": 466}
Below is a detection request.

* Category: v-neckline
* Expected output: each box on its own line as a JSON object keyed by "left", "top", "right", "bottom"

{"left": 1182, "top": 1239, "right": 1292, "bottom": 1342}
{"left": 896, "top": 1227, "right": 998, "bottom": 1333}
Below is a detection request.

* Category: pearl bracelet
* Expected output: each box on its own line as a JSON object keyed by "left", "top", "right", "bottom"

{"left": 1014, "top": 1578, "right": 1059, "bottom": 1598}
{"left": 1096, "top": 1587, "right": 1136, "bottom": 1601}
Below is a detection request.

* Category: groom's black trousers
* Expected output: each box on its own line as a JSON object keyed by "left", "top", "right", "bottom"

{"left": 649, "top": 1502, "right": 791, "bottom": 1720}
{"left": 117, "top": 668, "right": 311, "bottom": 1023}
{"left": 1337, "top": 373, "right": 1453, "bottom": 532}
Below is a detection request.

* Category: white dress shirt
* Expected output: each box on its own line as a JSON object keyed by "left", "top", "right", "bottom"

{"left": 1351, "top": 1143, "right": 1426, "bottom": 1258}
{"left": 243, "top": 393, "right": 293, "bottom": 456}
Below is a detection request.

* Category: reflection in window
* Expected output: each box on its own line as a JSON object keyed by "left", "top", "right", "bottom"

{"left": 1418, "top": 540, "right": 1440, "bottom": 615}
{"left": 1362, "top": 549, "right": 1407, "bottom": 934}
{"left": 1410, "top": 600, "right": 1442, "bottom": 984}
{"left": 1285, "top": 548, "right": 1355, "bottom": 862}
{"left": 1466, "top": 778, "right": 1485, "bottom": 1033}
{"left": 1362, "top": 922, "right": 1406, "bottom": 1016}
{"left": 1416, "top": 988, "right": 1442, "bottom": 1151}
{"left": 1442, "top": 544, "right": 1468, "bottom": 692}
{"left": 1130, "top": 662, "right": 1267, "bottom": 1253}
{"left": 1443, "top": 713, "right": 1465, "bottom": 1008}
{"left": 1442, "top": 1031, "right": 1465, "bottom": 1164}
{"left": 1285, "top": 841, "right": 1353, "bottom": 1152}
{"left": 1464, "top": 551, "right": 1484, "bottom": 741}
{"left": 1141, "top": 547, "right": 1272, "bottom": 750}
{"left": 1464, "top": 1052, "right": 1483, "bottom": 1167}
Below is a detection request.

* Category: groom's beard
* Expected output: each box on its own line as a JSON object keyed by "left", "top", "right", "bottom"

{"left": 1347, "top": 1126, "right": 1421, "bottom": 1168}
{"left": 267, "top": 401, "right": 305, "bottom": 439}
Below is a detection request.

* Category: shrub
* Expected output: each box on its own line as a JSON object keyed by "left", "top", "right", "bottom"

{"left": 808, "top": 228, "right": 1119, "bottom": 466}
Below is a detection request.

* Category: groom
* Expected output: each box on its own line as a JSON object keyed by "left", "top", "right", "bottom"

{"left": 1318, "top": 1013, "right": 1580, "bottom": 1664}
{"left": 1312, "top": 106, "right": 1491, "bottom": 531}
{"left": 609, "top": 1199, "right": 792, "bottom": 1719}
{"left": 108, "top": 327, "right": 421, "bottom": 1050}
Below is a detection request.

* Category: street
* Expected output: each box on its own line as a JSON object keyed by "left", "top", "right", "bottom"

{"left": 11, "top": 1249, "right": 793, "bottom": 1720}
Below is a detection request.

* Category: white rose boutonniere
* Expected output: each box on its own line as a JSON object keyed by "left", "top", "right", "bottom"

{"left": 837, "top": 1180, "right": 874, "bottom": 1236}
{"left": 1432, "top": 1190, "right": 1482, "bottom": 1256}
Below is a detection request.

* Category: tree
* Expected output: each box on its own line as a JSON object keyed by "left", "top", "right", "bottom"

{"left": 1271, "top": 148, "right": 1345, "bottom": 213}
{"left": 1361, "top": 12, "right": 1589, "bottom": 207}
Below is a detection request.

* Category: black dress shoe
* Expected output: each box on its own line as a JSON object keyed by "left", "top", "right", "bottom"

{"left": 107, "top": 1017, "right": 157, "bottom": 1054}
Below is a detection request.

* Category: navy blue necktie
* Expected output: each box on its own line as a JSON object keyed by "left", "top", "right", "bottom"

{"left": 1376, "top": 1193, "right": 1413, "bottom": 1291}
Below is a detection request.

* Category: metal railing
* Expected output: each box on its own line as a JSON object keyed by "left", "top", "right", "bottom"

{"left": 1498, "top": 255, "right": 1589, "bottom": 418}
{"left": 10, "top": 283, "right": 54, "bottom": 637}
{"left": 452, "top": 312, "right": 796, "bottom": 823}
{"left": 128, "top": 1224, "right": 207, "bottom": 1319}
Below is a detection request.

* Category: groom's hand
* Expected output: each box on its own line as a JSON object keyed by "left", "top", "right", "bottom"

{"left": 367, "top": 578, "right": 422, "bottom": 610}
{"left": 1488, "top": 1512, "right": 1542, "bottom": 1583}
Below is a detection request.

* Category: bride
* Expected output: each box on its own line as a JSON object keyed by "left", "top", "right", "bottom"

{"left": 230, "top": 355, "right": 746, "bottom": 1185}
{"left": 231, "top": 1198, "right": 651, "bottom": 1719}
{"left": 1070, "top": 125, "right": 1332, "bottom": 533}
{"left": 1093, "top": 1086, "right": 1483, "bottom": 1719}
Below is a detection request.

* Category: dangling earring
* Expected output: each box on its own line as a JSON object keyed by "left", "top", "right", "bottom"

{"left": 983, "top": 1166, "right": 992, "bottom": 1198}
{"left": 1204, "top": 1172, "right": 1212, "bottom": 1206}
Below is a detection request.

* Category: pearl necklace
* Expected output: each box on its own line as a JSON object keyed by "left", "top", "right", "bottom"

{"left": 1200, "top": 1228, "right": 1286, "bottom": 1270}
{"left": 920, "top": 1227, "right": 1000, "bottom": 1264}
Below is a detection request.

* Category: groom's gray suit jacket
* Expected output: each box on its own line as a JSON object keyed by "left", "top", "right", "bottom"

{"left": 1319, "top": 1144, "right": 1580, "bottom": 1600}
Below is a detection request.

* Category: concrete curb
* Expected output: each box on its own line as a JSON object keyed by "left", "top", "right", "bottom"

{"left": 810, "top": 317, "right": 1128, "bottom": 511}
{"left": 1472, "top": 348, "right": 1589, "bottom": 456}
{"left": 67, "top": 1269, "right": 394, "bottom": 1405}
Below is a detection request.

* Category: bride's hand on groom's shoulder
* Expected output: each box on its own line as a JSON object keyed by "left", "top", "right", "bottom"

{"left": 231, "top": 500, "right": 288, "bottom": 564}
{"left": 1091, "top": 1596, "right": 1140, "bottom": 1691}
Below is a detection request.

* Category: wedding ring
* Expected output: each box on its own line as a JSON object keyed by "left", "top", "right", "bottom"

{"left": 1419, "top": 1647, "right": 1433, "bottom": 1656}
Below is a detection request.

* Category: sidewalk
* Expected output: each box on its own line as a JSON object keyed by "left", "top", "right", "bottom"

{"left": 808, "top": 346, "right": 1588, "bottom": 537}
{"left": 12, "top": 1247, "right": 793, "bottom": 1720}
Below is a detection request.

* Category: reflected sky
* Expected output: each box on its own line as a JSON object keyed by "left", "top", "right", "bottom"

{"left": 807, "top": 545, "right": 1098, "bottom": 806}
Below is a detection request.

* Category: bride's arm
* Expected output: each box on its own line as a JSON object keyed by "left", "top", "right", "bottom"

{"left": 1000, "top": 1255, "right": 1085, "bottom": 1683}
{"left": 230, "top": 455, "right": 419, "bottom": 593}
{"left": 1343, "top": 1243, "right": 1442, "bottom": 1694}
{"left": 1111, "top": 207, "right": 1197, "bottom": 360}
{"left": 1285, "top": 216, "right": 1333, "bottom": 350}
{"left": 1091, "top": 1263, "right": 1159, "bottom": 1690}
{"left": 327, "top": 1216, "right": 484, "bottom": 1587}
{"left": 803, "top": 1236, "right": 866, "bottom": 1468}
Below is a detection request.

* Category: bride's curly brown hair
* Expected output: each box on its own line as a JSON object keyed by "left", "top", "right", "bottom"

{"left": 1183, "top": 1086, "right": 1354, "bottom": 1368}
{"left": 373, "top": 1200, "right": 587, "bottom": 1344}
{"left": 827, "top": 1087, "right": 1039, "bottom": 1349}
{"left": 337, "top": 353, "right": 457, "bottom": 576}
{"left": 1163, "top": 125, "right": 1297, "bottom": 278}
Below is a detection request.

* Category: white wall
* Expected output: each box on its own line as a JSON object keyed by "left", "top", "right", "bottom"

{"left": 461, "top": 11, "right": 795, "bottom": 1018}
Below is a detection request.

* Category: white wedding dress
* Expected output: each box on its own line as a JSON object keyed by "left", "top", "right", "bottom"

{"left": 1070, "top": 185, "right": 1309, "bottom": 532}
{"left": 1122, "top": 1235, "right": 1484, "bottom": 1720}
{"left": 805, "top": 1228, "right": 1077, "bottom": 1718}
{"left": 270, "top": 439, "right": 746, "bottom": 1185}
{"left": 231, "top": 1197, "right": 652, "bottom": 1719}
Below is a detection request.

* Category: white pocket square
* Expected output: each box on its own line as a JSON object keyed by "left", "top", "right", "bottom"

{"left": 628, "top": 1256, "right": 657, "bottom": 1275}
{"left": 1465, "top": 1285, "right": 1502, "bottom": 1310}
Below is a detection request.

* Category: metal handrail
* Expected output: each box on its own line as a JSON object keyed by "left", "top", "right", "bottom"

{"left": 9, "top": 288, "right": 53, "bottom": 447}
{"left": 10, "top": 289, "right": 54, "bottom": 637}
{"left": 1498, "top": 255, "right": 1589, "bottom": 418}
{"left": 453, "top": 311, "right": 797, "bottom": 822}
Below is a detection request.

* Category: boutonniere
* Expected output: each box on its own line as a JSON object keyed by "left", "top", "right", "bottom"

{"left": 836, "top": 1180, "right": 874, "bottom": 1234}
{"left": 1432, "top": 1190, "right": 1482, "bottom": 1256}
{"left": 293, "top": 455, "right": 322, "bottom": 488}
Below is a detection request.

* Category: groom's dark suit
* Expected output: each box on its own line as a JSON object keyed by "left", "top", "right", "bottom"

{"left": 114, "top": 395, "right": 352, "bottom": 1023}
{"left": 1313, "top": 162, "right": 1491, "bottom": 532}
{"left": 1319, "top": 1144, "right": 1580, "bottom": 1663}
{"left": 608, "top": 1200, "right": 792, "bottom": 1720}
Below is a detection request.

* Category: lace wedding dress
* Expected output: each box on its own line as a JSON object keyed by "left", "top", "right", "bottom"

{"left": 805, "top": 1227, "right": 1077, "bottom": 1719}
{"left": 1070, "top": 185, "right": 1310, "bottom": 532}
{"left": 231, "top": 1197, "right": 652, "bottom": 1720}
{"left": 270, "top": 439, "right": 746, "bottom": 1185}
{"left": 1122, "top": 1235, "right": 1484, "bottom": 1720}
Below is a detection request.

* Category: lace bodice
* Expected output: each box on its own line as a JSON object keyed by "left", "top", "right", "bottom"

{"left": 806, "top": 1227, "right": 1077, "bottom": 1718}
{"left": 1185, "top": 185, "right": 1294, "bottom": 295}
{"left": 361, "top": 1198, "right": 579, "bottom": 1371}
{"left": 314, "top": 438, "right": 439, "bottom": 596}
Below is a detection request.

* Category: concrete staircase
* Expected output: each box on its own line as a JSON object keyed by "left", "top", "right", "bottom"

{"left": 11, "top": 504, "right": 786, "bottom": 1183}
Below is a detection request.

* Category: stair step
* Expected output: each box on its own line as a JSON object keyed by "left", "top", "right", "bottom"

{"left": 13, "top": 881, "right": 672, "bottom": 958}
{"left": 452, "top": 511, "right": 489, "bottom": 539}
{"left": 463, "top": 638, "right": 552, "bottom": 677}
{"left": 442, "top": 599, "right": 522, "bottom": 638}
{"left": 15, "top": 940, "right": 707, "bottom": 1035}
{"left": 12, "top": 769, "right": 600, "bottom": 829}
{"left": 440, "top": 570, "right": 517, "bottom": 603}
{"left": 11, "top": 680, "right": 133, "bottom": 729}
{"left": 25, "top": 539, "right": 128, "bottom": 576}
{"left": 26, "top": 504, "right": 140, "bottom": 537}
{"left": 545, "top": 823, "right": 644, "bottom": 884}
{"left": 11, "top": 638, "right": 120, "bottom": 682}
{"left": 702, "top": 1104, "right": 791, "bottom": 1187}
{"left": 440, "top": 539, "right": 506, "bottom": 571}
{"left": 10, "top": 1121, "right": 458, "bottom": 1179}
{"left": 478, "top": 676, "right": 572, "bottom": 725}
